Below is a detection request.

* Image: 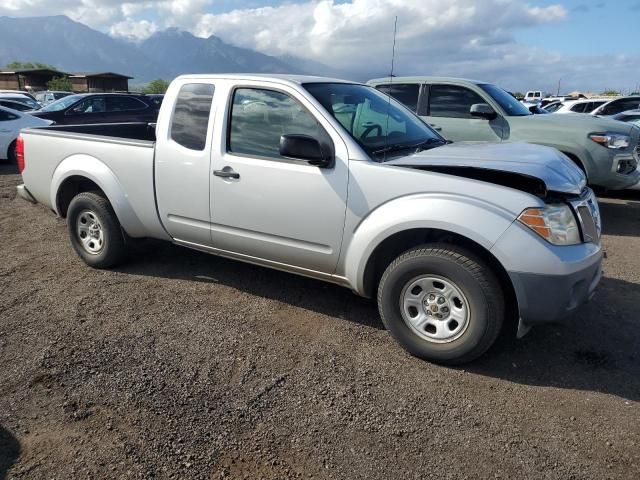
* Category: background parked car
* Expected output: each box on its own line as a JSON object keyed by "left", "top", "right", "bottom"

{"left": 524, "top": 90, "right": 543, "bottom": 103}
{"left": 35, "top": 90, "right": 73, "bottom": 107}
{"left": 368, "top": 76, "right": 640, "bottom": 190}
{"left": 552, "top": 99, "right": 608, "bottom": 114}
{"left": 542, "top": 100, "right": 564, "bottom": 112}
{"left": 0, "top": 105, "right": 53, "bottom": 163}
{"left": 591, "top": 96, "right": 640, "bottom": 116}
{"left": 0, "top": 90, "right": 39, "bottom": 102}
{"left": 0, "top": 99, "right": 36, "bottom": 112}
{"left": 145, "top": 94, "right": 164, "bottom": 108}
{"left": 612, "top": 109, "right": 640, "bottom": 127}
{"left": 30, "top": 93, "right": 160, "bottom": 125}
{"left": 0, "top": 93, "right": 41, "bottom": 111}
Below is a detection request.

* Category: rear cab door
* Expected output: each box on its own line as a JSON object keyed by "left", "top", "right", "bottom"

{"left": 154, "top": 80, "right": 217, "bottom": 246}
{"left": 208, "top": 79, "right": 350, "bottom": 274}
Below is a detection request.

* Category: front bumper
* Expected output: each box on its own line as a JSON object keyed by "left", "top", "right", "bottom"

{"left": 508, "top": 252, "right": 602, "bottom": 325}
{"left": 16, "top": 184, "right": 37, "bottom": 203}
{"left": 588, "top": 141, "right": 640, "bottom": 190}
{"left": 491, "top": 199, "right": 603, "bottom": 327}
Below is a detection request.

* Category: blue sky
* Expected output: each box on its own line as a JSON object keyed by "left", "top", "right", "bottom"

{"left": 515, "top": 0, "right": 639, "bottom": 56}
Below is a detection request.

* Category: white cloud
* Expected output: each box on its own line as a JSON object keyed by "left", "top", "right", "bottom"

{"left": 0, "top": 0, "right": 638, "bottom": 91}
{"left": 190, "top": 0, "right": 575, "bottom": 87}
{"left": 110, "top": 18, "right": 158, "bottom": 40}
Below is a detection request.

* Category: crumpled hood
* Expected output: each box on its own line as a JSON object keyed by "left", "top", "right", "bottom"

{"left": 386, "top": 141, "right": 587, "bottom": 195}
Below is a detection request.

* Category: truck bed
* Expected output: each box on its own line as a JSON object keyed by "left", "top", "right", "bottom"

{"left": 20, "top": 122, "right": 168, "bottom": 240}
{"left": 27, "top": 122, "right": 156, "bottom": 144}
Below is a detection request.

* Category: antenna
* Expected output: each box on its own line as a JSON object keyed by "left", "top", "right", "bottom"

{"left": 383, "top": 16, "right": 398, "bottom": 161}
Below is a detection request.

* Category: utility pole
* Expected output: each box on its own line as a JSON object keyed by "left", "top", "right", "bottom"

{"left": 556, "top": 78, "right": 561, "bottom": 96}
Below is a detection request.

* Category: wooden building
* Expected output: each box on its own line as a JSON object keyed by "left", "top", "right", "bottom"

{"left": 0, "top": 68, "right": 69, "bottom": 91}
{"left": 69, "top": 72, "right": 132, "bottom": 93}
{"left": 0, "top": 70, "right": 132, "bottom": 93}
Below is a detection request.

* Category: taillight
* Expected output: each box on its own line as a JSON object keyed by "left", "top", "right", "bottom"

{"left": 16, "top": 135, "right": 25, "bottom": 173}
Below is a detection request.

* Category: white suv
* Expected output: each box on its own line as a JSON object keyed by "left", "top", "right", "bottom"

{"left": 552, "top": 99, "right": 608, "bottom": 114}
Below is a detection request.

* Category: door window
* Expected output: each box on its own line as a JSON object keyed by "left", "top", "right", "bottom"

{"left": 107, "top": 96, "right": 147, "bottom": 112}
{"left": 170, "top": 83, "right": 215, "bottom": 151}
{"left": 601, "top": 98, "right": 640, "bottom": 115}
{"left": 70, "top": 97, "right": 106, "bottom": 114}
{"left": 228, "top": 87, "right": 325, "bottom": 161}
{"left": 375, "top": 84, "right": 420, "bottom": 112}
{"left": 429, "top": 85, "right": 485, "bottom": 118}
{"left": 0, "top": 110, "right": 19, "bottom": 121}
{"left": 570, "top": 103, "right": 587, "bottom": 113}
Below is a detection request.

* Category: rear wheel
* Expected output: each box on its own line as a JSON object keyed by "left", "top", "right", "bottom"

{"left": 6, "top": 140, "right": 17, "bottom": 165}
{"left": 67, "top": 191, "right": 127, "bottom": 268}
{"left": 377, "top": 244, "right": 504, "bottom": 365}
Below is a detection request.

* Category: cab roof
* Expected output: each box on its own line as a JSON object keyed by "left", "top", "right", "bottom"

{"left": 176, "top": 73, "right": 360, "bottom": 86}
{"left": 367, "top": 76, "right": 487, "bottom": 85}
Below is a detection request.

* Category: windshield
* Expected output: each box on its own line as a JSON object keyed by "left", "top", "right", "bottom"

{"left": 304, "top": 83, "right": 444, "bottom": 160}
{"left": 40, "top": 94, "right": 84, "bottom": 112}
{"left": 479, "top": 84, "right": 532, "bottom": 116}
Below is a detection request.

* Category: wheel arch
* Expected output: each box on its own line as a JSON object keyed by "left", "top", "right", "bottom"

{"left": 51, "top": 155, "right": 146, "bottom": 237}
{"left": 359, "top": 228, "right": 517, "bottom": 323}
{"left": 560, "top": 150, "right": 587, "bottom": 174}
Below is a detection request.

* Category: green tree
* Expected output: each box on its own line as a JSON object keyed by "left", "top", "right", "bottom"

{"left": 142, "top": 79, "right": 170, "bottom": 94}
{"left": 6, "top": 61, "right": 57, "bottom": 70}
{"left": 600, "top": 89, "right": 620, "bottom": 96}
{"left": 47, "top": 76, "right": 73, "bottom": 92}
{"left": 513, "top": 91, "right": 525, "bottom": 100}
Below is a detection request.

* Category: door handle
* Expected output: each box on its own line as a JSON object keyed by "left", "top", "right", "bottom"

{"left": 429, "top": 124, "right": 442, "bottom": 131}
{"left": 213, "top": 168, "right": 240, "bottom": 179}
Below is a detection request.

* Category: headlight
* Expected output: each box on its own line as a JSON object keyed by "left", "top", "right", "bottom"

{"left": 518, "top": 204, "right": 581, "bottom": 245}
{"left": 589, "top": 133, "right": 630, "bottom": 149}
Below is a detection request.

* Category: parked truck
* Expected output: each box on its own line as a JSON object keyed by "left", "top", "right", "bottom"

{"left": 369, "top": 77, "right": 640, "bottom": 190}
{"left": 16, "top": 74, "right": 602, "bottom": 364}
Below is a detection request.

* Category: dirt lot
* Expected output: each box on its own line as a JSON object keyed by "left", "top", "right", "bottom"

{"left": 0, "top": 163, "right": 638, "bottom": 479}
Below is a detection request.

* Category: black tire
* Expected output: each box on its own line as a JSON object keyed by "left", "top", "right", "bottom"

{"left": 6, "top": 140, "right": 16, "bottom": 165}
{"left": 377, "top": 244, "right": 504, "bottom": 365}
{"left": 67, "top": 191, "right": 127, "bottom": 268}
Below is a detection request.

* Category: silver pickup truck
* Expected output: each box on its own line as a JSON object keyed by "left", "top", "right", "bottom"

{"left": 16, "top": 74, "right": 603, "bottom": 364}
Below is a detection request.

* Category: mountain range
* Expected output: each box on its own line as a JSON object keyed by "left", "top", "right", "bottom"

{"left": 0, "top": 15, "right": 342, "bottom": 84}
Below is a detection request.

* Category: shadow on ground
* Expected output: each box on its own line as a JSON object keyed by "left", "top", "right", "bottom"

{"left": 118, "top": 240, "right": 640, "bottom": 401}
{"left": 468, "top": 275, "right": 640, "bottom": 402}
{"left": 117, "top": 239, "right": 383, "bottom": 331}
{"left": 0, "top": 426, "right": 20, "bottom": 480}
{"left": 597, "top": 190, "right": 640, "bottom": 237}
{"left": 0, "top": 163, "right": 18, "bottom": 176}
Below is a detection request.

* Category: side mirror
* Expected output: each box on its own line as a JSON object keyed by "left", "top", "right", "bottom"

{"left": 470, "top": 103, "right": 497, "bottom": 120}
{"left": 280, "top": 134, "right": 334, "bottom": 168}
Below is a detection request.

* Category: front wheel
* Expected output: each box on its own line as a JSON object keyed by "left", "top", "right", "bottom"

{"left": 377, "top": 244, "right": 504, "bottom": 365}
{"left": 67, "top": 191, "right": 127, "bottom": 268}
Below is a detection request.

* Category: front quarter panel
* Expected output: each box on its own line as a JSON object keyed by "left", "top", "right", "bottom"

{"left": 340, "top": 161, "right": 544, "bottom": 295}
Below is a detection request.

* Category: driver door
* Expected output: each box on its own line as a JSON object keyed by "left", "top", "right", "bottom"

{"left": 66, "top": 96, "right": 108, "bottom": 124}
{"left": 209, "top": 85, "right": 349, "bottom": 274}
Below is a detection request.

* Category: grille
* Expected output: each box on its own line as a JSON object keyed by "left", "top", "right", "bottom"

{"left": 578, "top": 205, "right": 598, "bottom": 242}
{"left": 571, "top": 191, "right": 601, "bottom": 244}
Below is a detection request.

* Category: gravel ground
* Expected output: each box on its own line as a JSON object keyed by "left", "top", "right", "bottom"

{"left": 0, "top": 163, "right": 639, "bottom": 479}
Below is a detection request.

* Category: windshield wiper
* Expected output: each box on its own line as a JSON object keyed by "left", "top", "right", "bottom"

{"left": 373, "top": 138, "right": 447, "bottom": 159}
